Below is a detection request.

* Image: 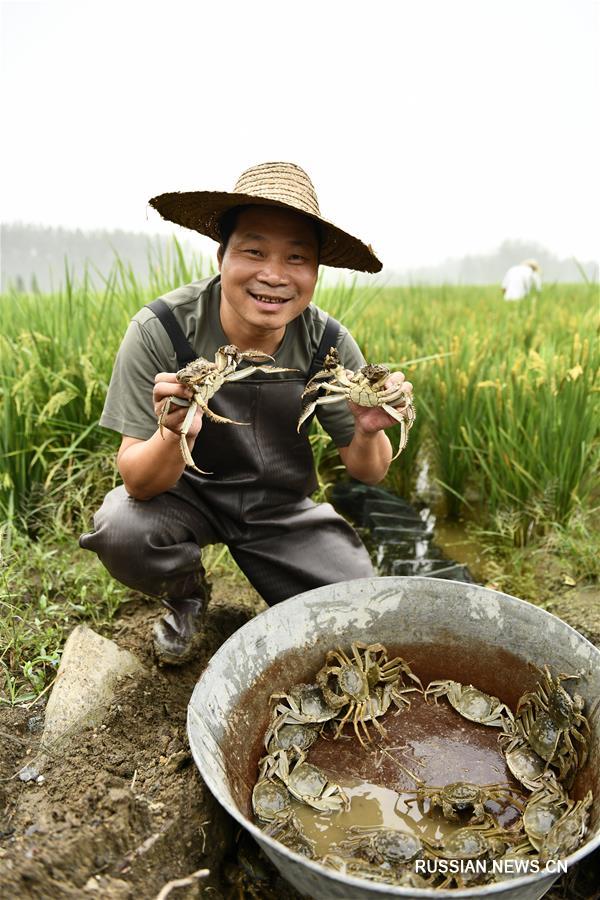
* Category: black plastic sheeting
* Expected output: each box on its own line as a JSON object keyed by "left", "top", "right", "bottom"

{"left": 331, "top": 481, "right": 475, "bottom": 584}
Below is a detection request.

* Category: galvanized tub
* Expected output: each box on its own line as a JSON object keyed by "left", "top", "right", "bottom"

{"left": 187, "top": 576, "right": 600, "bottom": 899}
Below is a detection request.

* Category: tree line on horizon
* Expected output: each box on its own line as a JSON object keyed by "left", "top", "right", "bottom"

{"left": 1, "top": 223, "right": 597, "bottom": 293}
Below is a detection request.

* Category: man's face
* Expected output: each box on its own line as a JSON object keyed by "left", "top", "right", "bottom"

{"left": 217, "top": 206, "right": 319, "bottom": 336}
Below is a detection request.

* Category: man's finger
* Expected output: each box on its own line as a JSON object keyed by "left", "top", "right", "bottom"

{"left": 389, "top": 371, "right": 406, "bottom": 384}
{"left": 154, "top": 382, "right": 193, "bottom": 401}
{"left": 154, "top": 371, "right": 179, "bottom": 384}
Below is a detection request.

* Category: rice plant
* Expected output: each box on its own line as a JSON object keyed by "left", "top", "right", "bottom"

{"left": 1, "top": 241, "right": 598, "bottom": 702}
{"left": 1, "top": 242, "right": 598, "bottom": 543}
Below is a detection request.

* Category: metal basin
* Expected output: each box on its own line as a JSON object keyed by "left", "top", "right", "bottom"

{"left": 187, "top": 576, "right": 600, "bottom": 899}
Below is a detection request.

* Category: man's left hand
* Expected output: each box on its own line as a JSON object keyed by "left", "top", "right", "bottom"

{"left": 347, "top": 370, "right": 414, "bottom": 435}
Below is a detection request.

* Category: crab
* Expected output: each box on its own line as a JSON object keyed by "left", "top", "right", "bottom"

{"left": 406, "top": 779, "right": 521, "bottom": 824}
{"left": 263, "top": 749, "right": 349, "bottom": 813}
{"left": 296, "top": 348, "right": 416, "bottom": 459}
{"left": 322, "top": 854, "right": 432, "bottom": 887}
{"left": 513, "top": 707, "right": 585, "bottom": 786}
{"left": 537, "top": 790, "right": 593, "bottom": 862}
{"left": 315, "top": 642, "right": 422, "bottom": 747}
{"left": 266, "top": 684, "right": 339, "bottom": 742}
{"left": 430, "top": 822, "right": 516, "bottom": 888}
{"left": 521, "top": 777, "right": 570, "bottom": 852}
{"left": 158, "top": 345, "right": 295, "bottom": 473}
{"left": 500, "top": 713, "right": 579, "bottom": 788}
{"left": 503, "top": 742, "right": 553, "bottom": 792}
{"left": 517, "top": 665, "right": 586, "bottom": 723}
{"left": 339, "top": 826, "right": 426, "bottom": 867}
{"left": 265, "top": 721, "right": 320, "bottom": 757}
{"left": 516, "top": 666, "right": 590, "bottom": 776}
{"left": 251, "top": 774, "right": 291, "bottom": 823}
{"left": 262, "top": 812, "right": 316, "bottom": 859}
{"left": 425, "top": 679, "right": 514, "bottom": 729}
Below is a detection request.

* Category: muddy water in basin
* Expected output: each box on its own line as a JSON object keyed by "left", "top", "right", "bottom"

{"left": 294, "top": 694, "right": 524, "bottom": 857}
{"left": 292, "top": 779, "right": 457, "bottom": 856}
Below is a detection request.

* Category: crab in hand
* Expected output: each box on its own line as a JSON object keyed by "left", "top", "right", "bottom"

{"left": 297, "top": 348, "right": 415, "bottom": 459}
{"left": 157, "top": 344, "right": 295, "bottom": 474}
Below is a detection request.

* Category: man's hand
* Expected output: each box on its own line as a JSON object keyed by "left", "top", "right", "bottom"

{"left": 338, "top": 370, "right": 414, "bottom": 485}
{"left": 347, "top": 370, "right": 414, "bottom": 436}
{"left": 153, "top": 372, "right": 204, "bottom": 439}
{"left": 117, "top": 374, "right": 204, "bottom": 501}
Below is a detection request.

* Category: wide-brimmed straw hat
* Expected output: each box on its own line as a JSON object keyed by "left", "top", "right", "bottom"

{"left": 521, "top": 258, "right": 541, "bottom": 272}
{"left": 148, "top": 161, "right": 382, "bottom": 273}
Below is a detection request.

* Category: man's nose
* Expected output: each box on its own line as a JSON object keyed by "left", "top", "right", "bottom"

{"left": 256, "top": 258, "right": 289, "bottom": 284}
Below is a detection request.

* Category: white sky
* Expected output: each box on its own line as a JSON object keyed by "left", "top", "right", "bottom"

{"left": 2, "top": 0, "right": 598, "bottom": 270}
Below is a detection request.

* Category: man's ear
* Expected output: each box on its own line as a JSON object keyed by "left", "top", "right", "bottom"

{"left": 217, "top": 245, "right": 224, "bottom": 271}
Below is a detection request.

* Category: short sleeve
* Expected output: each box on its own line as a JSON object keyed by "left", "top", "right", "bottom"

{"left": 99, "top": 320, "right": 169, "bottom": 439}
{"left": 314, "top": 328, "right": 366, "bottom": 448}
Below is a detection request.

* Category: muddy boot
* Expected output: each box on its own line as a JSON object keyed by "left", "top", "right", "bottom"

{"left": 152, "top": 596, "right": 207, "bottom": 665}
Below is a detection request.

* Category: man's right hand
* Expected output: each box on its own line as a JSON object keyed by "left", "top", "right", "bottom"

{"left": 153, "top": 372, "right": 204, "bottom": 439}
{"left": 117, "top": 374, "right": 204, "bottom": 500}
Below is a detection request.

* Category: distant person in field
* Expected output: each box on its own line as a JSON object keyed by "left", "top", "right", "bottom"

{"left": 501, "top": 259, "right": 542, "bottom": 301}
{"left": 79, "top": 162, "right": 414, "bottom": 665}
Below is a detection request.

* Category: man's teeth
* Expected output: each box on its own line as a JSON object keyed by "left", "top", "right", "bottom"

{"left": 253, "top": 293, "right": 287, "bottom": 304}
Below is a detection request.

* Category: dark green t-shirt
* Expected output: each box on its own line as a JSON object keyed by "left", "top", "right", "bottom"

{"left": 100, "top": 275, "right": 365, "bottom": 448}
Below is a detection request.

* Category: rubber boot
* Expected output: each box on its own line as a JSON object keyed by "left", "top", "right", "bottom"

{"left": 152, "top": 593, "right": 208, "bottom": 666}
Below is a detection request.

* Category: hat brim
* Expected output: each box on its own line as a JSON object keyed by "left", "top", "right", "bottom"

{"left": 147, "top": 190, "right": 382, "bottom": 273}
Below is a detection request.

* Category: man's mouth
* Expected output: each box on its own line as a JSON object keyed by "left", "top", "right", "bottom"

{"left": 248, "top": 291, "right": 291, "bottom": 305}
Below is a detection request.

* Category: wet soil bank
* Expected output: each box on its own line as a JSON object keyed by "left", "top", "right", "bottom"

{"left": 0, "top": 580, "right": 266, "bottom": 899}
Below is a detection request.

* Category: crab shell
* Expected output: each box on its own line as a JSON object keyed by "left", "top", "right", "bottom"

{"left": 251, "top": 777, "right": 291, "bottom": 822}
{"left": 266, "top": 722, "right": 319, "bottom": 755}
{"left": 342, "top": 828, "right": 425, "bottom": 866}
{"left": 504, "top": 744, "right": 549, "bottom": 791}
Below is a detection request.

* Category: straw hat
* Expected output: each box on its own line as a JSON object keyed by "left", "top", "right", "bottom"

{"left": 148, "top": 161, "right": 382, "bottom": 273}
{"left": 521, "top": 258, "right": 541, "bottom": 272}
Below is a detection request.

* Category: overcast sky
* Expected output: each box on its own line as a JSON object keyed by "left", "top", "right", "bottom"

{"left": 2, "top": 0, "right": 598, "bottom": 270}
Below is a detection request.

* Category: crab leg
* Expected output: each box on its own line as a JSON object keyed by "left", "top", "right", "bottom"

{"left": 177, "top": 401, "right": 213, "bottom": 475}
{"left": 197, "top": 399, "right": 249, "bottom": 426}
{"left": 224, "top": 365, "right": 298, "bottom": 381}
{"left": 158, "top": 394, "right": 190, "bottom": 438}
{"left": 297, "top": 394, "right": 345, "bottom": 431}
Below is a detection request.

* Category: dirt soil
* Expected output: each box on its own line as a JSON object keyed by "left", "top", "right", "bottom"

{"left": 1, "top": 576, "right": 599, "bottom": 899}
{"left": 0, "top": 578, "right": 270, "bottom": 900}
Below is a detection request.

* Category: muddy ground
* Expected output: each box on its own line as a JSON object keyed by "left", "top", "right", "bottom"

{"left": 1, "top": 577, "right": 599, "bottom": 899}
{"left": 0, "top": 579, "right": 272, "bottom": 899}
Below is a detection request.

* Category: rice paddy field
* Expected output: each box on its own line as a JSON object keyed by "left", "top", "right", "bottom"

{"left": 1, "top": 242, "right": 599, "bottom": 704}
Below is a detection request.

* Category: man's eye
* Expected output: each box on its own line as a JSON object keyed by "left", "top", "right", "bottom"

{"left": 244, "top": 248, "right": 261, "bottom": 256}
{"left": 290, "top": 254, "right": 306, "bottom": 262}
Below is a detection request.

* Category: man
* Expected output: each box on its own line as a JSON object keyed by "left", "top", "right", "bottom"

{"left": 80, "top": 162, "right": 413, "bottom": 664}
{"left": 501, "top": 259, "right": 542, "bottom": 301}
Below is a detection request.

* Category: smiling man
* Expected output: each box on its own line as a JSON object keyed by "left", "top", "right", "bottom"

{"left": 80, "top": 162, "right": 413, "bottom": 664}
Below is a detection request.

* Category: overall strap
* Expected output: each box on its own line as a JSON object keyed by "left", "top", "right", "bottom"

{"left": 145, "top": 298, "right": 197, "bottom": 368}
{"left": 307, "top": 314, "right": 342, "bottom": 382}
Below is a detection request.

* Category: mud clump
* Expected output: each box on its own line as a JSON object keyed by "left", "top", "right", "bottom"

{"left": 0, "top": 580, "right": 265, "bottom": 899}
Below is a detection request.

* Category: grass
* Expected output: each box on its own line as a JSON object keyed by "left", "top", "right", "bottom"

{"left": 0, "top": 520, "right": 131, "bottom": 704}
{"left": 1, "top": 243, "right": 598, "bottom": 703}
{"left": 470, "top": 504, "right": 600, "bottom": 604}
